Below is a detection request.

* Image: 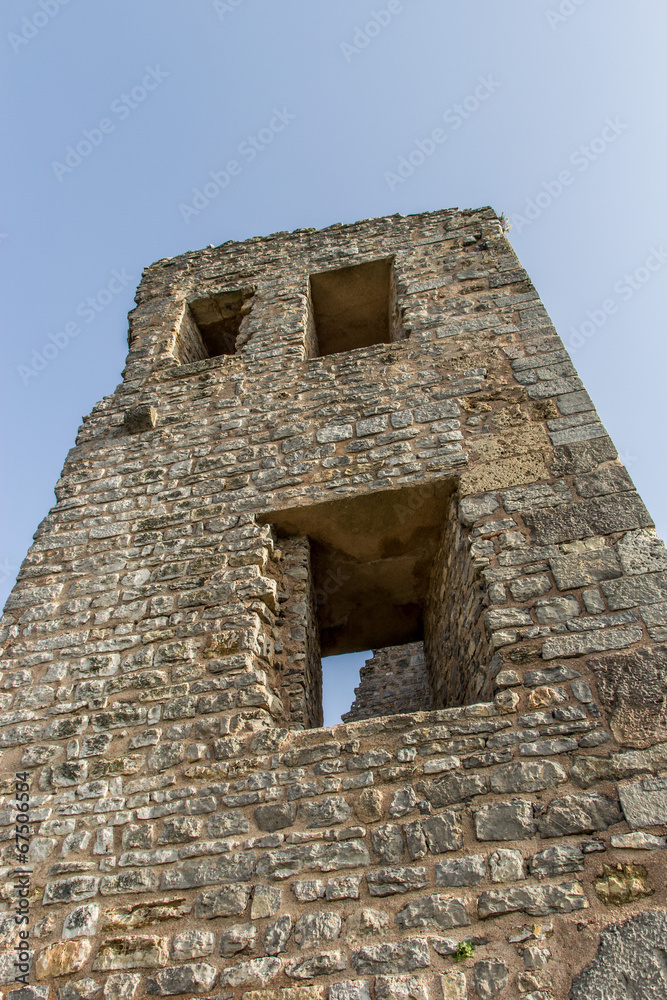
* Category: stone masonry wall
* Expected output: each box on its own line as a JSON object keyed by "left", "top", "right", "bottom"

{"left": 1, "top": 208, "right": 666, "bottom": 1000}
{"left": 342, "top": 644, "right": 431, "bottom": 723}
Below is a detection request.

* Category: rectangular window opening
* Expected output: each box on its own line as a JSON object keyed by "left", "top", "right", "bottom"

{"left": 174, "top": 288, "right": 254, "bottom": 363}
{"left": 264, "top": 483, "right": 456, "bottom": 728}
{"left": 309, "top": 258, "right": 398, "bottom": 357}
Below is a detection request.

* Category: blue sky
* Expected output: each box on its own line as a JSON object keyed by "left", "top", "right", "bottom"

{"left": 2, "top": 0, "right": 666, "bottom": 723}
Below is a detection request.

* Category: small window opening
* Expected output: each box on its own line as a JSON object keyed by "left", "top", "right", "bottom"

{"left": 309, "top": 258, "right": 396, "bottom": 357}
{"left": 175, "top": 288, "right": 253, "bottom": 363}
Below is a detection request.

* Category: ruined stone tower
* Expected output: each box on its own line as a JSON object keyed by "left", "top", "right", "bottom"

{"left": 2, "top": 208, "right": 667, "bottom": 1000}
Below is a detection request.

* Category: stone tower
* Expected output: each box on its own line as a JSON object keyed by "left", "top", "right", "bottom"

{"left": 2, "top": 208, "right": 667, "bottom": 1000}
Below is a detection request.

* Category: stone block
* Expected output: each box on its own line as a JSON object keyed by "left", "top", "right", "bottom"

{"left": 537, "top": 792, "right": 622, "bottom": 837}
{"left": 395, "top": 894, "right": 469, "bottom": 930}
{"left": 35, "top": 940, "right": 92, "bottom": 979}
{"left": 435, "top": 855, "right": 487, "bottom": 887}
{"left": 440, "top": 972, "right": 467, "bottom": 1000}
{"left": 618, "top": 776, "right": 667, "bottom": 828}
{"left": 528, "top": 844, "right": 584, "bottom": 878}
{"left": 570, "top": 910, "right": 667, "bottom": 999}
{"left": 329, "top": 983, "right": 371, "bottom": 1000}
{"left": 284, "top": 952, "right": 346, "bottom": 979}
{"left": 524, "top": 494, "right": 652, "bottom": 545}
{"left": 351, "top": 938, "right": 431, "bottom": 975}
{"left": 264, "top": 916, "right": 292, "bottom": 956}
{"left": 92, "top": 936, "right": 170, "bottom": 971}
{"left": 294, "top": 912, "right": 341, "bottom": 949}
{"left": 478, "top": 881, "right": 588, "bottom": 918}
{"left": 366, "top": 866, "right": 428, "bottom": 896}
{"left": 473, "top": 799, "right": 536, "bottom": 841}
{"left": 473, "top": 960, "right": 509, "bottom": 1000}
{"left": 489, "top": 848, "right": 525, "bottom": 882}
{"left": 374, "top": 976, "right": 428, "bottom": 1000}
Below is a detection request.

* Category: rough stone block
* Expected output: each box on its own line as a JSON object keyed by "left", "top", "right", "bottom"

{"left": 473, "top": 799, "right": 537, "bottom": 841}
{"left": 618, "top": 776, "right": 667, "bottom": 828}
{"left": 537, "top": 792, "right": 622, "bottom": 837}
{"left": 478, "top": 881, "right": 588, "bottom": 918}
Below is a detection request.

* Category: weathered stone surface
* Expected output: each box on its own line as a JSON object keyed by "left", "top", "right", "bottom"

{"left": 329, "top": 982, "right": 371, "bottom": 1000}
{"left": 161, "top": 852, "right": 254, "bottom": 889}
{"left": 145, "top": 963, "right": 217, "bottom": 995}
{"left": 103, "top": 974, "right": 140, "bottom": 1000}
{"left": 35, "top": 940, "right": 92, "bottom": 979}
{"left": 528, "top": 845, "right": 584, "bottom": 878}
{"left": 351, "top": 938, "right": 431, "bottom": 975}
{"left": 251, "top": 884, "right": 282, "bottom": 919}
{"left": 610, "top": 831, "right": 666, "bottom": 849}
{"left": 92, "top": 936, "right": 169, "bottom": 971}
{"left": 255, "top": 802, "right": 297, "bottom": 832}
{"left": 570, "top": 910, "right": 667, "bottom": 999}
{"left": 478, "top": 881, "right": 588, "bottom": 918}
{"left": 594, "top": 863, "right": 654, "bottom": 905}
{"left": 218, "top": 923, "right": 257, "bottom": 957}
{"left": 472, "top": 960, "right": 508, "bottom": 999}
{"left": 489, "top": 848, "right": 525, "bottom": 882}
{"left": 284, "top": 952, "right": 346, "bottom": 979}
{"left": 440, "top": 971, "right": 467, "bottom": 1000}
{"left": 474, "top": 799, "right": 537, "bottom": 841}
{"left": 375, "top": 976, "right": 428, "bottom": 1000}
{"left": 525, "top": 494, "right": 652, "bottom": 545}
{"left": 618, "top": 775, "right": 667, "bottom": 828}
{"left": 394, "top": 894, "right": 470, "bottom": 930}
{"left": 489, "top": 759, "right": 567, "bottom": 794}
{"left": 436, "top": 855, "right": 487, "bottom": 887}
{"left": 194, "top": 884, "right": 251, "bottom": 918}
{"left": 255, "top": 840, "right": 370, "bottom": 878}
{"left": 588, "top": 643, "right": 667, "bottom": 747}
{"left": 294, "top": 912, "right": 342, "bottom": 949}
{"left": 366, "top": 866, "right": 428, "bottom": 896}
{"left": 404, "top": 813, "right": 463, "bottom": 858}
{"left": 170, "top": 930, "right": 215, "bottom": 960}
{"left": 217, "top": 956, "right": 282, "bottom": 987}
{"left": 43, "top": 875, "right": 100, "bottom": 905}
{"left": 264, "top": 916, "right": 291, "bottom": 956}
{"left": 371, "top": 824, "right": 404, "bottom": 863}
{"left": 63, "top": 903, "right": 99, "bottom": 939}
{"left": 345, "top": 908, "right": 389, "bottom": 941}
{"left": 100, "top": 898, "right": 191, "bottom": 931}
{"left": 536, "top": 792, "right": 622, "bottom": 837}
{"left": 417, "top": 773, "right": 488, "bottom": 807}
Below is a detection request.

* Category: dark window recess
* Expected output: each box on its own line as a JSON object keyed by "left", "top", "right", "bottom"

{"left": 309, "top": 258, "right": 396, "bottom": 357}
{"left": 176, "top": 288, "right": 254, "bottom": 363}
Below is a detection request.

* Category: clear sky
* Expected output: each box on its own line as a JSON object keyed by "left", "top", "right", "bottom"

{"left": 2, "top": 0, "right": 666, "bottom": 723}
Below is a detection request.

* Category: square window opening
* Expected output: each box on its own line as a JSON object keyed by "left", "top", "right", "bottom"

{"left": 309, "top": 258, "right": 399, "bottom": 357}
{"left": 174, "top": 288, "right": 254, "bottom": 363}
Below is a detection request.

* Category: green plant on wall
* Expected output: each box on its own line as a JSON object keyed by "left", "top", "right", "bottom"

{"left": 453, "top": 941, "right": 476, "bottom": 963}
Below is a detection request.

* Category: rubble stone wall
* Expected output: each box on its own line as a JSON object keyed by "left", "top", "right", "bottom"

{"left": 1, "top": 208, "right": 666, "bottom": 1000}
{"left": 342, "top": 644, "right": 431, "bottom": 722}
